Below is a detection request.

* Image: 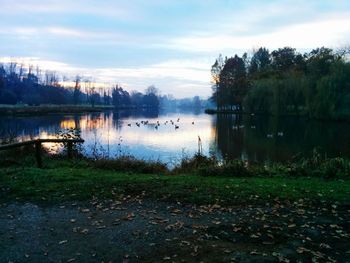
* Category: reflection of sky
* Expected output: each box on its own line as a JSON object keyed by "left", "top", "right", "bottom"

{"left": 3, "top": 111, "right": 350, "bottom": 165}
{"left": 78, "top": 112, "right": 216, "bottom": 163}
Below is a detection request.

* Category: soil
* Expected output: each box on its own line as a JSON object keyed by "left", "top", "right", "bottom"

{"left": 1, "top": 198, "right": 349, "bottom": 263}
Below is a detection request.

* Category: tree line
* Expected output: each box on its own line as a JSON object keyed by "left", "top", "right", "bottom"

{"left": 211, "top": 46, "right": 350, "bottom": 119}
{"left": 0, "top": 63, "right": 160, "bottom": 109}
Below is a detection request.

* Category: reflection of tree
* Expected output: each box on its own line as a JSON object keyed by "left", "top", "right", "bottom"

{"left": 215, "top": 114, "right": 244, "bottom": 160}
{"left": 214, "top": 114, "right": 350, "bottom": 162}
{"left": 112, "top": 112, "right": 123, "bottom": 130}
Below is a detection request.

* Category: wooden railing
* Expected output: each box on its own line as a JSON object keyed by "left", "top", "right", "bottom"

{"left": 0, "top": 138, "right": 84, "bottom": 168}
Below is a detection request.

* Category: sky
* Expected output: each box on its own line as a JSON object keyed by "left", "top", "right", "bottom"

{"left": 0, "top": 0, "right": 350, "bottom": 98}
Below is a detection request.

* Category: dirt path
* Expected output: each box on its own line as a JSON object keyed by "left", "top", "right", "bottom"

{"left": 1, "top": 198, "right": 349, "bottom": 262}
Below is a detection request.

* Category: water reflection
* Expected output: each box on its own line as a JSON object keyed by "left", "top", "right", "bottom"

{"left": 0, "top": 110, "right": 350, "bottom": 164}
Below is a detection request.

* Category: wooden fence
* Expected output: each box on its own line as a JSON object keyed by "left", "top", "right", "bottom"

{"left": 0, "top": 138, "right": 84, "bottom": 168}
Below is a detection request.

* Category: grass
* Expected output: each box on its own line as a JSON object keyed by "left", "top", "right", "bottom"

{"left": 0, "top": 159, "right": 349, "bottom": 205}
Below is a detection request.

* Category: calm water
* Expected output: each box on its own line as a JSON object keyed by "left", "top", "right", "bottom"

{"left": 1, "top": 109, "right": 350, "bottom": 164}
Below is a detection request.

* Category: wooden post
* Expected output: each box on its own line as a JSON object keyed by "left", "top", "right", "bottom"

{"left": 67, "top": 141, "right": 73, "bottom": 159}
{"left": 35, "top": 141, "right": 43, "bottom": 168}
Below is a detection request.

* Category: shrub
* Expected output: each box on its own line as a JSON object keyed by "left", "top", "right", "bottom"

{"left": 198, "top": 160, "right": 249, "bottom": 177}
{"left": 173, "top": 153, "right": 217, "bottom": 174}
{"left": 92, "top": 156, "right": 168, "bottom": 174}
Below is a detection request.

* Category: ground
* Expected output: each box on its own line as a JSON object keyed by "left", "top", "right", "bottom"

{"left": 1, "top": 197, "right": 349, "bottom": 263}
{"left": 0, "top": 163, "right": 350, "bottom": 262}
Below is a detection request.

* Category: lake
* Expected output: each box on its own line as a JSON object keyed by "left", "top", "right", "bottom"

{"left": 1, "top": 109, "right": 350, "bottom": 164}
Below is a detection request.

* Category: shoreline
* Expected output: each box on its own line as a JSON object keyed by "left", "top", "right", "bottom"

{"left": 204, "top": 108, "right": 350, "bottom": 123}
{"left": 0, "top": 105, "right": 161, "bottom": 116}
{"left": 0, "top": 104, "right": 114, "bottom": 115}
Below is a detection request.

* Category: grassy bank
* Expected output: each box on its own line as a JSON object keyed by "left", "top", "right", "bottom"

{"left": 0, "top": 104, "right": 114, "bottom": 115}
{"left": 1, "top": 158, "right": 349, "bottom": 205}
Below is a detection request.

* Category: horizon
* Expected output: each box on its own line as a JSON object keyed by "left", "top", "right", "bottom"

{"left": 1, "top": 0, "right": 350, "bottom": 98}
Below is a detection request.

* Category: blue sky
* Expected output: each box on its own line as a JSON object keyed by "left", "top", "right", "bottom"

{"left": 0, "top": 0, "right": 350, "bottom": 98}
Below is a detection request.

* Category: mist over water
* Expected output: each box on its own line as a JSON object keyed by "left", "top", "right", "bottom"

{"left": 1, "top": 109, "right": 350, "bottom": 164}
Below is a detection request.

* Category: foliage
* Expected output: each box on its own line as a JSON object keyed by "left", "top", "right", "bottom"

{"left": 211, "top": 46, "right": 350, "bottom": 120}
{"left": 0, "top": 63, "right": 161, "bottom": 108}
{"left": 111, "top": 85, "right": 160, "bottom": 109}
{"left": 172, "top": 153, "right": 217, "bottom": 174}
{"left": 92, "top": 156, "right": 167, "bottom": 174}
{"left": 198, "top": 159, "right": 249, "bottom": 177}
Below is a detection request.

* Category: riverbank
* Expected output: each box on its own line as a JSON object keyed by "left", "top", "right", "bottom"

{"left": 0, "top": 104, "right": 115, "bottom": 115}
{"left": 1, "top": 159, "right": 349, "bottom": 262}
{"left": 204, "top": 108, "right": 350, "bottom": 122}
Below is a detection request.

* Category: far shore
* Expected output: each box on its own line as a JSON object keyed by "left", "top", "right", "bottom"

{"left": 0, "top": 104, "right": 160, "bottom": 115}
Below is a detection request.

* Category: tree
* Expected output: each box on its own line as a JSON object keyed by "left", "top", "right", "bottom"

{"left": 219, "top": 55, "right": 248, "bottom": 110}
{"left": 143, "top": 85, "right": 159, "bottom": 109}
{"left": 145, "top": 85, "right": 159, "bottom": 96}
{"left": 271, "top": 47, "right": 297, "bottom": 72}
{"left": 211, "top": 54, "right": 224, "bottom": 109}
{"left": 130, "top": 91, "right": 143, "bottom": 107}
{"left": 73, "top": 75, "right": 81, "bottom": 105}
{"left": 112, "top": 85, "right": 131, "bottom": 108}
{"left": 0, "top": 65, "right": 6, "bottom": 96}
{"left": 306, "top": 47, "right": 338, "bottom": 77}
{"left": 249, "top": 47, "right": 271, "bottom": 75}
{"left": 193, "top": 96, "right": 201, "bottom": 109}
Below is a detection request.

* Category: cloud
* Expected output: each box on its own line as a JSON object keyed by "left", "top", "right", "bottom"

{"left": 165, "top": 13, "right": 350, "bottom": 53}
{"left": 0, "top": 0, "right": 135, "bottom": 20}
{"left": 1, "top": 0, "right": 349, "bottom": 99}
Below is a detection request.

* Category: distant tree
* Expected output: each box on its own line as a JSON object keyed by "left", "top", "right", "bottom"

{"left": 193, "top": 96, "right": 201, "bottom": 109}
{"left": 103, "top": 90, "right": 111, "bottom": 105}
{"left": 130, "top": 91, "right": 144, "bottom": 107}
{"left": 143, "top": 85, "right": 159, "bottom": 109}
{"left": 145, "top": 85, "right": 159, "bottom": 96}
{"left": 112, "top": 85, "right": 131, "bottom": 108}
{"left": 0, "top": 90, "right": 17, "bottom": 104}
{"left": 73, "top": 75, "right": 81, "bottom": 105}
{"left": 89, "top": 92, "right": 100, "bottom": 107}
{"left": 0, "top": 65, "right": 5, "bottom": 100}
{"left": 89, "top": 85, "right": 97, "bottom": 107}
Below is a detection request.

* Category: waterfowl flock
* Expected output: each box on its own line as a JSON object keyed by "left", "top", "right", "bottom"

{"left": 126, "top": 118, "right": 194, "bottom": 130}
{"left": 125, "top": 117, "right": 284, "bottom": 138}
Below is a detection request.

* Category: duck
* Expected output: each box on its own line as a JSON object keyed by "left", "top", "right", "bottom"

{"left": 175, "top": 125, "right": 179, "bottom": 129}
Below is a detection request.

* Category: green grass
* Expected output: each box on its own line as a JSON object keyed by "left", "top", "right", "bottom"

{"left": 1, "top": 160, "right": 349, "bottom": 205}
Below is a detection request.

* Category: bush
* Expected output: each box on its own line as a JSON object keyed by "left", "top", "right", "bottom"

{"left": 320, "top": 158, "right": 350, "bottom": 179}
{"left": 172, "top": 153, "right": 217, "bottom": 174}
{"left": 198, "top": 160, "right": 249, "bottom": 177}
{"left": 92, "top": 156, "right": 168, "bottom": 174}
